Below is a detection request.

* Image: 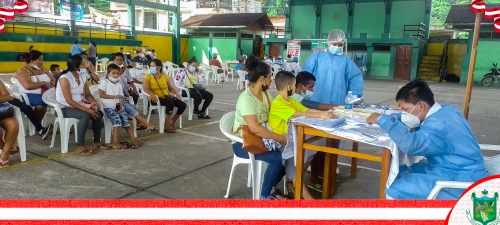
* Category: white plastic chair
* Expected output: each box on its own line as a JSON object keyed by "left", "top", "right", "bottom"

{"left": 96, "top": 58, "right": 109, "bottom": 72}
{"left": 10, "top": 78, "right": 37, "bottom": 136}
{"left": 182, "top": 62, "right": 188, "bottom": 68}
{"left": 220, "top": 111, "right": 286, "bottom": 199}
{"left": 427, "top": 150, "right": 500, "bottom": 199}
{"left": 221, "top": 64, "right": 234, "bottom": 81}
{"left": 235, "top": 70, "right": 248, "bottom": 91}
{"left": 210, "top": 66, "right": 225, "bottom": 84}
{"left": 11, "top": 105, "right": 27, "bottom": 162}
{"left": 175, "top": 84, "right": 194, "bottom": 121}
{"left": 271, "top": 64, "right": 282, "bottom": 79}
{"left": 143, "top": 86, "right": 183, "bottom": 131}
{"left": 42, "top": 88, "right": 79, "bottom": 154}
{"left": 135, "top": 84, "right": 149, "bottom": 116}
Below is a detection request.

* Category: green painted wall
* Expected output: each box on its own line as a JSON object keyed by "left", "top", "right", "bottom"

{"left": 241, "top": 39, "right": 254, "bottom": 56}
{"left": 370, "top": 52, "right": 391, "bottom": 77}
{"left": 290, "top": 5, "right": 316, "bottom": 38}
{"left": 320, "top": 4, "right": 348, "bottom": 36}
{"left": 390, "top": 1, "right": 424, "bottom": 38}
{"left": 472, "top": 40, "right": 500, "bottom": 83}
{"left": 352, "top": 2, "right": 385, "bottom": 38}
{"left": 212, "top": 38, "right": 237, "bottom": 62}
{"left": 188, "top": 38, "right": 210, "bottom": 65}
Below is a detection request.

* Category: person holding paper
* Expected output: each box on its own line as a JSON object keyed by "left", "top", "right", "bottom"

{"left": 366, "top": 79, "right": 489, "bottom": 199}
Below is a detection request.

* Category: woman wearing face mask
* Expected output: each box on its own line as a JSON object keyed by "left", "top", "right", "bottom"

{"left": 14, "top": 50, "right": 56, "bottom": 125}
{"left": 56, "top": 55, "right": 109, "bottom": 155}
{"left": 302, "top": 29, "right": 363, "bottom": 106}
{"left": 143, "top": 59, "right": 186, "bottom": 133}
{"left": 174, "top": 58, "right": 212, "bottom": 119}
{"left": 232, "top": 56, "right": 288, "bottom": 200}
{"left": 79, "top": 51, "right": 100, "bottom": 84}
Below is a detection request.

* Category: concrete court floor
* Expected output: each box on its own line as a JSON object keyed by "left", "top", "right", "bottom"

{"left": 0, "top": 74, "right": 499, "bottom": 200}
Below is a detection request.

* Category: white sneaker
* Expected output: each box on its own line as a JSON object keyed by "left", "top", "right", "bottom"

{"left": 336, "top": 165, "right": 339, "bottom": 175}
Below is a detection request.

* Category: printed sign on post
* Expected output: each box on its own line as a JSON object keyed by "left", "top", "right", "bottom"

{"left": 287, "top": 40, "right": 301, "bottom": 61}
{"left": 60, "top": 0, "right": 84, "bottom": 21}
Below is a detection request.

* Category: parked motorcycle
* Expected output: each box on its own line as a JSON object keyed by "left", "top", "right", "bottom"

{"left": 480, "top": 63, "right": 500, "bottom": 86}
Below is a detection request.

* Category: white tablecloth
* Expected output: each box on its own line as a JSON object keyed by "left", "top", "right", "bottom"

{"left": 286, "top": 117, "right": 423, "bottom": 189}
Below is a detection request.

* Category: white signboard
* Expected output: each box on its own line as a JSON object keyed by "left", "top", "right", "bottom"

{"left": 287, "top": 40, "right": 301, "bottom": 61}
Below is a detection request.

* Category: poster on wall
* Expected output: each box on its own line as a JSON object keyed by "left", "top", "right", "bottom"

{"left": 287, "top": 40, "right": 301, "bottom": 61}
{"left": 89, "top": 6, "right": 122, "bottom": 30}
{"left": 28, "top": 0, "right": 53, "bottom": 14}
{"left": 60, "top": 0, "right": 84, "bottom": 21}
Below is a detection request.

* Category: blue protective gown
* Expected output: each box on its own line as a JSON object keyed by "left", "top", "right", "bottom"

{"left": 377, "top": 104, "right": 490, "bottom": 199}
{"left": 302, "top": 51, "right": 364, "bottom": 105}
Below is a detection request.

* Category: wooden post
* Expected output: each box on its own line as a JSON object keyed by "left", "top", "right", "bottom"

{"left": 463, "top": 12, "right": 482, "bottom": 119}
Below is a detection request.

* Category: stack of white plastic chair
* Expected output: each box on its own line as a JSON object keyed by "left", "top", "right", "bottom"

{"left": 220, "top": 111, "right": 286, "bottom": 199}
{"left": 96, "top": 58, "right": 109, "bottom": 72}
{"left": 235, "top": 70, "right": 248, "bottom": 91}
{"left": 89, "top": 86, "right": 137, "bottom": 144}
{"left": 210, "top": 66, "right": 225, "bottom": 84}
{"left": 427, "top": 146, "right": 500, "bottom": 199}
{"left": 42, "top": 88, "right": 79, "bottom": 154}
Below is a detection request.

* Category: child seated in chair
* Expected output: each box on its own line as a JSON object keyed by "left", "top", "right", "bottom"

{"left": 268, "top": 71, "right": 339, "bottom": 199}
{"left": 99, "top": 64, "right": 140, "bottom": 149}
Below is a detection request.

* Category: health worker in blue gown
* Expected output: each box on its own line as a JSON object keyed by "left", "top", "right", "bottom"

{"left": 302, "top": 29, "right": 364, "bottom": 105}
{"left": 366, "top": 79, "right": 490, "bottom": 200}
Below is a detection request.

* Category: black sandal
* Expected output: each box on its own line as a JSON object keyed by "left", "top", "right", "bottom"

{"left": 269, "top": 188, "right": 287, "bottom": 200}
{"left": 77, "top": 148, "right": 94, "bottom": 156}
{"left": 147, "top": 127, "right": 158, "bottom": 134}
{"left": 198, "top": 113, "right": 210, "bottom": 119}
{"left": 120, "top": 142, "right": 131, "bottom": 149}
{"left": 136, "top": 126, "right": 147, "bottom": 130}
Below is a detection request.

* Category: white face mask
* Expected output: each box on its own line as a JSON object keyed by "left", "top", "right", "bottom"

{"left": 118, "top": 64, "right": 124, "bottom": 68}
{"left": 32, "top": 63, "right": 40, "bottom": 70}
{"left": 401, "top": 105, "right": 422, "bottom": 128}
{"left": 80, "top": 68, "right": 87, "bottom": 73}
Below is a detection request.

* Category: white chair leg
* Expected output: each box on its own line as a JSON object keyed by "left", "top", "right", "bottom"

{"left": 142, "top": 98, "right": 148, "bottom": 116}
{"left": 179, "top": 111, "right": 183, "bottom": 129}
{"left": 16, "top": 116, "right": 27, "bottom": 162}
{"left": 188, "top": 99, "right": 193, "bottom": 121}
{"left": 61, "top": 122, "right": 70, "bottom": 154}
{"left": 247, "top": 164, "right": 252, "bottom": 188}
{"left": 50, "top": 120, "right": 59, "bottom": 148}
{"left": 104, "top": 117, "right": 112, "bottom": 144}
{"left": 74, "top": 123, "right": 78, "bottom": 143}
{"left": 158, "top": 107, "right": 165, "bottom": 134}
{"left": 133, "top": 117, "right": 137, "bottom": 137}
{"left": 224, "top": 155, "right": 239, "bottom": 199}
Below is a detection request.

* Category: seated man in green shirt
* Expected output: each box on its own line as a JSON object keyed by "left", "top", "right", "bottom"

{"left": 268, "top": 71, "right": 338, "bottom": 199}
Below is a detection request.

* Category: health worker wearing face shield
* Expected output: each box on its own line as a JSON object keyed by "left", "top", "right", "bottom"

{"left": 302, "top": 29, "right": 363, "bottom": 105}
{"left": 366, "top": 79, "right": 489, "bottom": 199}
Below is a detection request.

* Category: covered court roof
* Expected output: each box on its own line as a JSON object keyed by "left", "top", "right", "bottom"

{"left": 181, "top": 13, "right": 273, "bottom": 31}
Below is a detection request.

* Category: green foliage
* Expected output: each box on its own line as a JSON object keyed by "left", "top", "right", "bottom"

{"left": 432, "top": 0, "right": 500, "bottom": 27}
{"left": 457, "top": 32, "right": 469, "bottom": 39}
{"left": 262, "top": 0, "right": 285, "bottom": 16}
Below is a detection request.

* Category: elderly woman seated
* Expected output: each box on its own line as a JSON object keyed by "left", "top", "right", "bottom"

{"left": 56, "top": 55, "right": 109, "bottom": 156}
{"left": 174, "top": 58, "right": 212, "bottom": 119}
{"left": 14, "top": 50, "right": 55, "bottom": 130}
{"left": 143, "top": 59, "right": 186, "bottom": 133}
{"left": 0, "top": 81, "right": 20, "bottom": 168}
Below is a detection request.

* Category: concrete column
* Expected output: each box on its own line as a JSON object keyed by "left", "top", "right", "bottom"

{"left": 127, "top": 0, "right": 135, "bottom": 38}
{"left": 69, "top": 0, "right": 76, "bottom": 36}
{"left": 236, "top": 29, "right": 242, "bottom": 57}
{"left": 366, "top": 44, "right": 373, "bottom": 77}
{"left": 173, "top": 0, "right": 181, "bottom": 63}
{"left": 410, "top": 45, "right": 420, "bottom": 79}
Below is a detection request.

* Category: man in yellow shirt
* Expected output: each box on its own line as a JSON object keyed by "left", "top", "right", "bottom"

{"left": 268, "top": 71, "right": 338, "bottom": 199}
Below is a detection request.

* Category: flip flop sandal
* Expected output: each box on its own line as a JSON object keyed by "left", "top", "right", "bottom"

{"left": 130, "top": 143, "right": 140, "bottom": 149}
{"left": 147, "top": 127, "right": 158, "bottom": 134}
{"left": 0, "top": 158, "right": 9, "bottom": 168}
{"left": 120, "top": 142, "right": 130, "bottom": 149}
{"left": 10, "top": 146, "right": 20, "bottom": 156}
{"left": 93, "top": 144, "right": 110, "bottom": 150}
{"left": 169, "top": 124, "right": 177, "bottom": 131}
{"left": 77, "top": 148, "right": 94, "bottom": 156}
{"left": 307, "top": 183, "right": 323, "bottom": 193}
{"left": 164, "top": 128, "right": 176, "bottom": 133}
{"left": 269, "top": 189, "right": 287, "bottom": 200}
{"left": 136, "top": 126, "right": 147, "bottom": 130}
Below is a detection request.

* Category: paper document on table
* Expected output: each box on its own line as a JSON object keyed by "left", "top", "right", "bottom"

{"left": 340, "top": 124, "right": 387, "bottom": 141}
{"left": 292, "top": 117, "right": 347, "bottom": 130}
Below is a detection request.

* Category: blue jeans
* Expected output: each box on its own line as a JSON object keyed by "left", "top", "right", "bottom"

{"left": 232, "top": 142, "right": 285, "bottom": 199}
